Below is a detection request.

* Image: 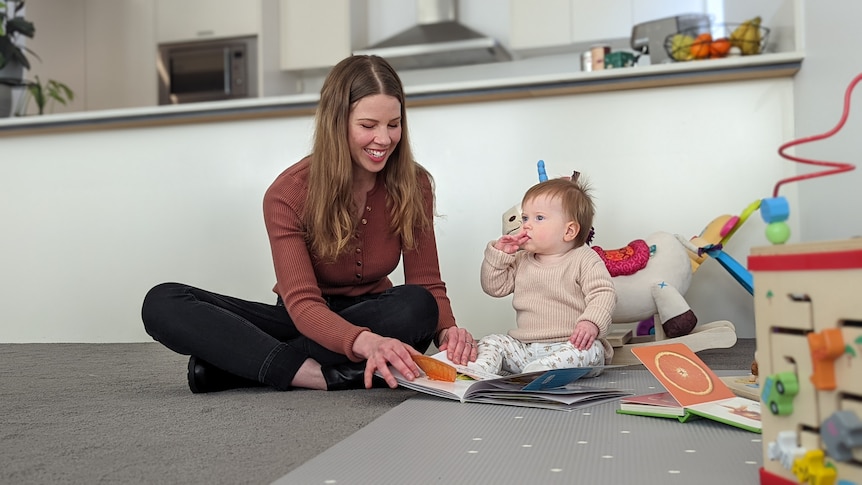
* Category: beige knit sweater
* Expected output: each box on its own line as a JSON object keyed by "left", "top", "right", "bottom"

{"left": 481, "top": 242, "right": 616, "bottom": 361}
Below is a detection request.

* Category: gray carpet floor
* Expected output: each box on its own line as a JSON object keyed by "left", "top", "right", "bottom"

{"left": 0, "top": 340, "right": 755, "bottom": 484}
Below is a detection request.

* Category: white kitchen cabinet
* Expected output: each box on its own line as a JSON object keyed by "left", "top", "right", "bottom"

{"left": 279, "top": 0, "right": 366, "bottom": 71}
{"left": 484, "top": 0, "right": 709, "bottom": 51}
{"left": 19, "top": 0, "right": 86, "bottom": 114}
{"left": 570, "top": 0, "right": 633, "bottom": 44}
{"left": 85, "top": 0, "right": 157, "bottom": 110}
{"left": 155, "top": 0, "right": 261, "bottom": 43}
{"left": 631, "top": 0, "right": 709, "bottom": 26}
{"left": 507, "top": 0, "right": 633, "bottom": 49}
{"left": 508, "top": 0, "right": 572, "bottom": 50}
{"left": 23, "top": 0, "right": 157, "bottom": 113}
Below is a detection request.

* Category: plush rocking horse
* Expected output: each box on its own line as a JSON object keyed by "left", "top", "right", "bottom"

{"left": 501, "top": 163, "right": 738, "bottom": 364}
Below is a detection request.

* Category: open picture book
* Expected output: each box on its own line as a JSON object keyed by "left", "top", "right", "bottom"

{"left": 616, "top": 342, "right": 762, "bottom": 433}
{"left": 378, "top": 351, "right": 632, "bottom": 412}
{"left": 719, "top": 374, "right": 761, "bottom": 401}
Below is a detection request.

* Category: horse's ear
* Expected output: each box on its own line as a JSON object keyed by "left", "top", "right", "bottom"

{"left": 502, "top": 204, "right": 522, "bottom": 235}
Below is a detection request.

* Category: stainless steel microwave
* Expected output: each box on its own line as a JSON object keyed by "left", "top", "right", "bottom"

{"left": 157, "top": 36, "right": 258, "bottom": 105}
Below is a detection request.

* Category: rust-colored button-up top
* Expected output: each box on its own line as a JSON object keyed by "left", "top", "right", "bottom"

{"left": 263, "top": 157, "right": 456, "bottom": 360}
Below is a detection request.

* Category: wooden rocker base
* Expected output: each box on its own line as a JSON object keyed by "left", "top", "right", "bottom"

{"left": 609, "top": 319, "right": 738, "bottom": 366}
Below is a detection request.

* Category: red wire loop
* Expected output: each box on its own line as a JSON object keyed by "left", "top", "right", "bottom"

{"left": 773, "top": 73, "right": 860, "bottom": 198}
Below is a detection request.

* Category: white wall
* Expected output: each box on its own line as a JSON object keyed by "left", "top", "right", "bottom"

{"left": 410, "top": 79, "right": 795, "bottom": 343}
{"left": 794, "top": 1, "right": 862, "bottom": 242}
{"left": 0, "top": 117, "right": 310, "bottom": 342}
{"left": 0, "top": 78, "right": 795, "bottom": 342}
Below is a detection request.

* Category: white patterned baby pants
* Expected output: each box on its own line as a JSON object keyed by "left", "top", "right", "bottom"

{"left": 473, "top": 334, "right": 604, "bottom": 377}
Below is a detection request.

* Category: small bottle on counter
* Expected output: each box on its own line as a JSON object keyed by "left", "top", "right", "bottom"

{"left": 580, "top": 50, "right": 592, "bottom": 72}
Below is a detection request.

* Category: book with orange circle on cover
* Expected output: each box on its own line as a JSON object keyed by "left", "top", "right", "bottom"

{"left": 617, "top": 342, "right": 762, "bottom": 433}
{"left": 633, "top": 342, "right": 735, "bottom": 406}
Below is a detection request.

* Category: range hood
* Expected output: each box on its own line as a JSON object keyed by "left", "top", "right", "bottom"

{"left": 353, "top": 0, "right": 511, "bottom": 70}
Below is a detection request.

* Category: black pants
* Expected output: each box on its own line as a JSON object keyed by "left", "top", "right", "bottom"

{"left": 141, "top": 282, "right": 438, "bottom": 390}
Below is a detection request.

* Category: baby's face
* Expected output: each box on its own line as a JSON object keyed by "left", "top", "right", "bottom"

{"left": 519, "top": 195, "right": 575, "bottom": 255}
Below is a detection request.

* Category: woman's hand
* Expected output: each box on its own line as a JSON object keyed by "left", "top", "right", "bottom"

{"left": 436, "top": 327, "right": 477, "bottom": 366}
{"left": 353, "top": 331, "right": 422, "bottom": 389}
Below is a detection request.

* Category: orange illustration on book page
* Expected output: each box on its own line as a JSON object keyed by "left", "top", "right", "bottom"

{"left": 632, "top": 343, "right": 736, "bottom": 407}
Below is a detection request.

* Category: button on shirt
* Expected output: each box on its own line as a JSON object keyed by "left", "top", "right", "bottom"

{"left": 263, "top": 157, "right": 456, "bottom": 361}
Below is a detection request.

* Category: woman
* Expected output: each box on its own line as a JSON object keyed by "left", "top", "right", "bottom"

{"left": 142, "top": 55, "right": 476, "bottom": 393}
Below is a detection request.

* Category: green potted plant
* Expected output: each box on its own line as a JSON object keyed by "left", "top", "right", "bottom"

{"left": 1, "top": 0, "right": 34, "bottom": 116}
{"left": 19, "top": 74, "right": 73, "bottom": 114}
{"left": 1, "top": 0, "right": 73, "bottom": 116}
{"left": 0, "top": 0, "right": 36, "bottom": 71}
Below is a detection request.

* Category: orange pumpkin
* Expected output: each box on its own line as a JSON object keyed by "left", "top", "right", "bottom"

{"left": 710, "top": 37, "right": 732, "bottom": 58}
{"left": 690, "top": 33, "right": 713, "bottom": 59}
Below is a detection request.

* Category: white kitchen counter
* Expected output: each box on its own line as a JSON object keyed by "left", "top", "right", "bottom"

{"left": 0, "top": 51, "right": 802, "bottom": 138}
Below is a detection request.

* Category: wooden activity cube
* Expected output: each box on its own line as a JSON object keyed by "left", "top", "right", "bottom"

{"left": 752, "top": 239, "right": 862, "bottom": 485}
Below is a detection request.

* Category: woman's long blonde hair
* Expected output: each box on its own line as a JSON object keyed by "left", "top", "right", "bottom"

{"left": 305, "top": 55, "right": 432, "bottom": 262}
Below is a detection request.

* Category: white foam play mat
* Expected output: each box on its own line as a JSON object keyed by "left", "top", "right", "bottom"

{"left": 274, "top": 369, "right": 762, "bottom": 484}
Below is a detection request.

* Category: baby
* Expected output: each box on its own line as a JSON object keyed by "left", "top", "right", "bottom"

{"left": 474, "top": 176, "right": 615, "bottom": 375}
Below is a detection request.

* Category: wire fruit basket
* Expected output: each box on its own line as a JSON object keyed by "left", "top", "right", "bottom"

{"left": 665, "top": 20, "right": 770, "bottom": 62}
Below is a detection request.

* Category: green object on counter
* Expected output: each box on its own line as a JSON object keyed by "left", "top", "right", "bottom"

{"left": 605, "top": 51, "right": 636, "bottom": 69}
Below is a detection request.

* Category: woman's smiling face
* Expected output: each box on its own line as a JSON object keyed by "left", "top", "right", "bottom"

{"left": 348, "top": 94, "right": 402, "bottom": 176}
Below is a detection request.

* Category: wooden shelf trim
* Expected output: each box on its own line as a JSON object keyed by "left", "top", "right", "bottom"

{"left": 0, "top": 59, "right": 801, "bottom": 138}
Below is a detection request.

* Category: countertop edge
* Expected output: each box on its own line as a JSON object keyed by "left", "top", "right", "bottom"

{"left": 0, "top": 52, "right": 803, "bottom": 138}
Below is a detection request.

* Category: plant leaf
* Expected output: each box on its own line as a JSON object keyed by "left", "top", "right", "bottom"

{"left": 57, "top": 82, "right": 74, "bottom": 101}
{"left": 10, "top": 48, "right": 29, "bottom": 69}
{"left": 21, "top": 45, "right": 40, "bottom": 63}
{"left": 45, "top": 80, "right": 68, "bottom": 105}
{"left": 0, "top": 35, "right": 30, "bottom": 69}
{"left": 6, "top": 17, "right": 35, "bottom": 39}
{"left": 27, "top": 75, "right": 46, "bottom": 114}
